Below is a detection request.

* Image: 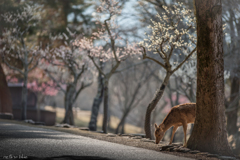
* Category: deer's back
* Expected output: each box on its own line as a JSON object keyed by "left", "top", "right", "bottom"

{"left": 171, "top": 103, "right": 196, "bottom": 124}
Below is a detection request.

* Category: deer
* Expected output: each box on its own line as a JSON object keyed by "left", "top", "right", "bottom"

{"left": 154, "top": 103, "right": 196, "bottom": 147}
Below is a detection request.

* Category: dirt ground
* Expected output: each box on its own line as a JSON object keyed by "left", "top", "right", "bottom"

{"left": 2, "top": 119, "right": 238, "bottom": 160}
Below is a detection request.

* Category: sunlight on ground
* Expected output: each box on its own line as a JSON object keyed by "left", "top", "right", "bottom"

{"left": 45, "top": 106, "right": 142, "bottom": 134}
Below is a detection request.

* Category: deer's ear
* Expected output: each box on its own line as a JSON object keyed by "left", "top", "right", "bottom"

{"left": 154, "top": 123, "right": 158, "bottom": 129}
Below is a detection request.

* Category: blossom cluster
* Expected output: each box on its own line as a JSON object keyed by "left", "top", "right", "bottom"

{"left": 48, "top": 28, "right": 92, "bottom": 70}
{"left": 0, "top": 5, "right": 43, "bottom": 69}
{"left": 42, "top": 28, "right": 94, "bottom": 87}
{"left": 74, "top": 0, "right": 140, "bottom": 63}
{"left": 96, "top": 0, "right": 122, "bottom": 17}
{"left": 139, "top": 2, "right": 196, "bottom": 59}
{"left": 1, "top": 4, "right": 41, "bottom": 26}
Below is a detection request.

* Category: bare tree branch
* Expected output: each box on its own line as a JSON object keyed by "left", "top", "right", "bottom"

{"left": 3, "top": 58, "right": 24, "bottom": 75}
{"left": 88, "top": 55, "right": 106, "bottom": 77}
{"left": 141, "top": 46, "right": 166, "bottom": 69}
{"left": 171, "top": 47, "right": 196, "bottom": 73}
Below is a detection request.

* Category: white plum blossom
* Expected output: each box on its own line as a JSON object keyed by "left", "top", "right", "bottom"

{"left": 139, "top": 2, "right": 196, "bottom": 69}
{"left": 44, "top": 28, "right": 94, "bottom": 89}
{"left": 74, "top": 0, "right": 140, "bottom": 68}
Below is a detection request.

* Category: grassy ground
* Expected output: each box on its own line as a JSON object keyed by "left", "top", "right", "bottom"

{"left": 48, "top": 106, "right": 142, "bottom": 134}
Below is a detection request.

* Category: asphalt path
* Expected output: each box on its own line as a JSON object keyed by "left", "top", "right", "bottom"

{"left": 0, "top": 121, "right": 192, "bottom": 160}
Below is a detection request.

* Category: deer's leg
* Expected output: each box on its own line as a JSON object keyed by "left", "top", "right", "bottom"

{"left": 169, "top": 125, "right": 178, "bottom": 145}
{"left": 182, "top": 121, "right": 188, "bottom": 147}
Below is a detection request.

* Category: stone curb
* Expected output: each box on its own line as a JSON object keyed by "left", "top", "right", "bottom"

{"left": 159, "top": 144, "right": 239, "bottom": 160}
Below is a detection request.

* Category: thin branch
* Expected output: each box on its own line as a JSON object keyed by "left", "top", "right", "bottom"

{"left": 156, "top": 48, "right": 166, "bottom": 60}
{"left": 76, "top": 65, "right": 85, "bottom": 80}
{"left": 144, "top": 55, "right": 166, "bottom": 69}
{"left": 114, "top": 60, "right": 148, "bottom": 73}
{"left": 45, "top": 70, "right": 66, "bottom": 93}
{"left": 104, "top": 18, "right": 119, "bottom": 63}
{"left": 73, "top": 81, "right": 93, "bottom": 103}
{"left": 171, "top": 47, "right": 196, "bottom": 73}
{"left": 141, "top": 46, "right": 166, "bottom": 69}
{"left": 107, "top": 60, "right": 121, "bottom": 79}
{"left": 144, "top": 0, "right": 160, "bottom": 6}
{"left": 3, "top": 58, "right": 24, "bottom": 75}
{"left": 159, "top": 38, "right": 168, "bottom": 58}
{"left": 29, "top": 61, "right": 39, "bottom": 72}
{"left": 88, "top": 55, "right": 106, "bottom": 77}
{"left": 169, "top": 24, "right": 193, "bottom": 59}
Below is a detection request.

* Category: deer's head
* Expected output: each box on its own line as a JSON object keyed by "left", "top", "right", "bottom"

{"left": 154, "top": 123, "right": 165, "bottom": 144}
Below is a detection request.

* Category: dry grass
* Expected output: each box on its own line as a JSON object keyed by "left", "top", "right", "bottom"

{"left": 45, "top": 106, "right": 142, "bottom": 134}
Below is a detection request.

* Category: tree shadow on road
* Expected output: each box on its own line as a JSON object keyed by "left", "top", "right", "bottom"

{"left": 26, "top": 155, "right": 115, "bottom": 160}
{"left": 0, "top": 123, "right": 82, "bottom": 140}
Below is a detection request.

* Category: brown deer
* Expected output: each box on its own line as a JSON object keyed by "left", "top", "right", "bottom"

{"left": 154, "top": 103, "right": 196, "bottom": 146}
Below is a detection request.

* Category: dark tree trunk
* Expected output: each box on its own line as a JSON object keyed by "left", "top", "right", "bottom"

{"left": 144, "top": 72, "right": 171, "bottom": 139}
{"left": 115, "top": 112, "right": 127, "bottom": 134}
{"left": 226, "top": 75, "right": 239, "bottom": 135}
{"left": 187, "top": 0, "right": 233, "bottom": 156}
{"left": 62, "top": 105, "right": 74, "bottom": 125}
{"left": 62, "top": 86, "right": 75, "bottom": 125}
{"left": 0, "top": 63, "right": 12, "bottom": 114}
{"left": 121, "top": 119, "right": 125, "bottom": 134}
{"left": 21, "top": 73, "right": 28, "bottom": 120}
{"left": 88, "top": 72, "right": 104, "bottom": 131}
{"left": 102, "top": 78, "right": 109, "bottom": 133}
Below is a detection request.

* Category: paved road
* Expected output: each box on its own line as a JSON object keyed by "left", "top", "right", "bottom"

{"left": 0, "top": 121, "right": 192, "bottom": 160}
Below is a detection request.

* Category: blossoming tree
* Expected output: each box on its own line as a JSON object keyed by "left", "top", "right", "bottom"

{"left": 44, "top": 28, "right": 93, "bottom": 125}
{"left": 0, "top": 5, "right": 43, "bottom": 120}
{"left": 139, "top": 2, "right": 197, "bottom": 139}
{"left": 75, "top": 0, "right": 140, "bottom": 133}
{"left": 4, "top": 66, "right": 59, "bottom": 122}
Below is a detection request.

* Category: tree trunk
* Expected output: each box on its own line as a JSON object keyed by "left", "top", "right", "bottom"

{"left": 0, "top": 63, "right": 12, "bottom": 114}
{"left": 21, "top": 73, "right": 28, "bottom": 120}
{"left": 62, "top": 92, "right": 74, "bottom": 125}
{"left": 88, "top": 73, "right": 104, "bottom": 131}
{"left": 187, "top": 0, "right": 233, "bottom": 156}
{"left": 121, "top": 119, "right": 125, "bottom": 134}
{"left": 226, "top": 75, "right": 239, "bottom": 135}
{"left": 115, "top": 112, "right": 127, "bottom": 134}
{"left": 62, "top": 86, "right": 75, "bottom": 125}
{"left": 62, "top": 105, "right": 74, "bottom": 125}
{"left": 102, "top": 78, "right": 109, "bottom": 133}
{"left": 144, "top": 72, "right": 171, "bottom": 139}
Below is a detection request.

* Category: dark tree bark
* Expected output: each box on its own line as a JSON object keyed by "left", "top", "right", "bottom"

{"left": 61, "top": 69, "right": 92, "bottom": 125}
{"left": 21, "top": 52, "right": 29, "bottom": 120}
{"left": 0, "top": 63, "right": 12, "bottom": 114}
{"left": 62, "top": 86, "right": 75, "bottom": 125}
{"left": 102, "top": 78, "right": 109, "bottom": 133}
{"left": 21, "top": 72, "right": 28, "bottom": 120}
{"left": 62, "top": 106, "right": 74, "bottom": 125}
{"left": 88, "top": 68, "right": 104, "bottom": 131}
{"left": 144, "top": 72, "right": 171, "bottom": 139}
{"left": 187, "top": 0, "right": 233, "bottom": 156}
{"left": 226, "top": 75, "right": 239, "bottom": 135}
{"left": 115, "top": 112, "right": 127, "bottom": 134}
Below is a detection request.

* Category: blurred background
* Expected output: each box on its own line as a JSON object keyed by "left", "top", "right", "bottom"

{"left": 0, "top": 0, "right": 239, "bottom": 154}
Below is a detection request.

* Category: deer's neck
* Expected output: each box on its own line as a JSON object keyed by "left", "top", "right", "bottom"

{"left": 161, "top": 123, "right": 172, "bottom": 132}
{"left": 161, "top": 114, "right": 175, "bottom": 132}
